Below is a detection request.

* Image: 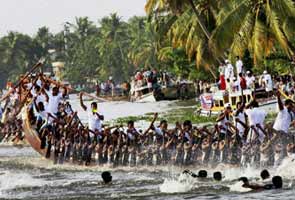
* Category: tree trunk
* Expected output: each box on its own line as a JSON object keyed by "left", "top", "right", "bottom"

{"left": 188, "top": 0, "right": 224, "bottom": 63}
{"left": 188, "top": 0, "right": 211, "bottom": 39}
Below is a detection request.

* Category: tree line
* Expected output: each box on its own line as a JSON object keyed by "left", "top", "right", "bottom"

{"left": 1, "top": 0, "right": 295, "bottom": 88}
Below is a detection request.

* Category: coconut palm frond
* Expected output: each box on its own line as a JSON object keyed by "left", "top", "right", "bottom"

{"left": 230, "top": 12, "right": 255, "bottom": 57}
{"left": 251, "top": 18, "right": 268, "bottom": 65}
{"left": 267, "top": 2, "right": 294, "bottom": 58}
{"left": 283, "top": 17, "right": 295, "bottom": 40}
{"left": 271, "top": 0, "right": 295, "bottom": 19}
{"left": 196, "top": 41, "right": 204, "bottom": 68}
{"left": 210, "top": 0, "right": 250, "bottom": 57}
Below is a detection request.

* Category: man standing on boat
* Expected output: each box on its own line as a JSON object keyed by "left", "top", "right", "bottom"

{"left": 273, "top": 91, "right": 295, "bottom": 152}
{"left": 261, "top": 71, "right": 273, "bottom": 98}
{"left": 235, "top": 56, "right": 243, "bottom": 76}
{"left": 246, "top": 71, "right": 255, "bottom": 90}
{"left": 79, "top": 92, "right": 104, "bottom": 141}
{"left": 224, "top": 60, "right": 234, "bottom": 80}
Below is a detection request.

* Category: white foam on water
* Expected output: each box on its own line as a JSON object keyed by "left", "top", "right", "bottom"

{"left": 159, "top": 178, "right": 194, "bottom": 193}
{"left": 229, "top": 181, "right": 252, "bottom": 193}
{"left": 0, "top": 170, "right": 47, "bottom": 197}
{"left": 276, "top": 157, "right": 295, "bottom": 179}
{"left": 221, "top": 165, "right": 261, "bottom": 181}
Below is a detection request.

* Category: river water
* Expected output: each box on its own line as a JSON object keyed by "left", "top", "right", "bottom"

{"left": 1, "top": 146, "right": 295, "bottom": 200}
{"left": 1, "top": 98, "right": 293, "bottom": 200}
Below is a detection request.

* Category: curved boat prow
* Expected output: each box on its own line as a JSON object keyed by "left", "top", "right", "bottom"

{"left": 21, "top": 105, "right": 47, "bottom": 157}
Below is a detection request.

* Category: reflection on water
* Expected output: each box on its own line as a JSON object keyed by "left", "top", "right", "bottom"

{"left": 0, "top": 146, "right": 295, "bottom": 200}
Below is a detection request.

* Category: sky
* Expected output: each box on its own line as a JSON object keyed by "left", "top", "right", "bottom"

{"left": 0, "top": 0, "right": 147, "bottom": 36}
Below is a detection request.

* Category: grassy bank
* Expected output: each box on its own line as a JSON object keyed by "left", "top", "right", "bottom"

{"left": 111, "top": 100, "right": 278, "bottom": 127}
{"left": 112, "top": 100, "right": 216, "bottom": 126}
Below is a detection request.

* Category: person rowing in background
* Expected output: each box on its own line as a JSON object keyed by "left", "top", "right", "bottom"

{"left": 234, "top": 101, "right": 248, "bottom": 144}
{"left": 80, "top": 92, "right": 104, "bottom": 142}
{"left": 239, "top": 176, "right": 283, "bottom": 191}
{"left": 272, "top": 91, "right": 295, "bottom": 157}
{"left": 216, "top": 103, "right": 232, "bottom": 141}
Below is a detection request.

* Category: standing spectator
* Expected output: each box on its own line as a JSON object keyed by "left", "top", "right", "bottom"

{"left": 236, "top": 56, "right": 243, "bottom": 76}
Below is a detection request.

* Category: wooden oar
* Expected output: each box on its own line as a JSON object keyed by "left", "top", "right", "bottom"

{"left": 0, "top": 60, "right": 44, "bottom": 102}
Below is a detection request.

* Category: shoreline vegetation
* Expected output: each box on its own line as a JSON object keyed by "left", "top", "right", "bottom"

{"left": 1, "top": 1, "right": 295, "bottom": 91}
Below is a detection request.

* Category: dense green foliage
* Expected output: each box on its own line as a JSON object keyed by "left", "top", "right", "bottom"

{"left": 1, "top": 0, "right": 295, "bottom": 89}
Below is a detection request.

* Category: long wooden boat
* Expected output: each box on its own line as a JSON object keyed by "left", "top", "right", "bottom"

{"left": 21, "top": 105, "right": 47, "bottom": 157}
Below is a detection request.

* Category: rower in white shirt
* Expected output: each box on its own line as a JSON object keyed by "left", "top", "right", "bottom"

{"left": 235, "top": 56, "right": 243, "bottom": 76}
{"left": 273, "top": 91, "right": 295, "bottom": 146}
{"left": 45, "top": 86, "right": 67, "bottom": 115}
{"left": 79, "top": 92, "right": 104, "bottom": 140}
{"left": 245, "top": 100, "right": 267, "bottom": 143}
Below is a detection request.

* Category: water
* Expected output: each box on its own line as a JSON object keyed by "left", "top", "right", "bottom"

{"left": 68, "top": 94, "right": 174, "bottom": 122}
{"left": 0, "top": 99, "right": 292, "bottom": 199}
{"left": 1, "top": 145, "right": 295, "bottom": 200}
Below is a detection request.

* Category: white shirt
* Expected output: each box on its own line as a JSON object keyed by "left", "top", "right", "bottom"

{"left": 236, "top": 60, "right": 243, "bottom": 75}
{"left": 245, "top": 108, "right": 267, "bottom": 142}
{"left": 219, "top": 65, "right": 225, "bottom": 75}
{"left": 235, "top": 111, "right": 246, "bottom": 134}
{"left": 218, "top": 115, "right": 230, "bottom": 134}
{"left": 246, "top": 76, "right": 255, "bottom": 88}
{"left": 273, "top": 107, "right": 293, "bottom": 133}
{"left": 46, "top": 92, "right": 63, "bottom": 114}
{"left": 233, "top": 80, "right": 241, "bottom": 92}
{"left": 154, "top": 127, "right": 164, "bottom": 142}
{"left": 33, "top": 105, "right": 48, "bottom": 121}
{"left": 225, "top": 64, "right": 234, "bottom": 79}
{"left": 36, "top": 79, "right": 42, "bottom": 87}
{"left": 155, "top": 127, "right": 164, "bottom": 136}
{"left": 262, "top": 74, "right": 273, "bottom": 92}
{"left": 88, "top": 110, "right": 102, "bottom": 132}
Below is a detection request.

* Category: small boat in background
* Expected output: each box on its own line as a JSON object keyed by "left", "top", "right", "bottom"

{"left": 196, "top": 88, "right": 278, "bottom": 116}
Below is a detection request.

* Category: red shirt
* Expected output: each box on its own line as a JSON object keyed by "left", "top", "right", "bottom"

{"left": 240, "top": 77, "right": 247, "bottom": 89}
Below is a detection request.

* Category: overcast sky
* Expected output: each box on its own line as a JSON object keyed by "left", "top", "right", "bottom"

{"left": 0, "top": 0, "right": 147, "bottom": 36}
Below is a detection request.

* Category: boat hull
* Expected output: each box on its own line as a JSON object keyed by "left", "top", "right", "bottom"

{"left": 22, "top": 106, "right": 47, "bottom": 157}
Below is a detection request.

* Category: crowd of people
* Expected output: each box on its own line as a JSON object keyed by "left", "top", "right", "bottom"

{"left": 1, "top": 62, "right": 295, "bottom": 169}
{"left": 215, "top": 56, "right": 295, "bottom": 98}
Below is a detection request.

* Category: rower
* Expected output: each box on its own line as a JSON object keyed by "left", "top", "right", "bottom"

{"left": 183, "top": 169, "right": 208, "bottom": 178}
{"left": 80, "top": 92, "right": 104, "bottom": 141}
{"left": 213, "top": 171, "right": 222, "bottom": 181}
{"left": 234, "top": 101, "right": 247, "bottom": 144}
{"left": 101, "top": 171, "right": 112, "bottom": 184}
{"left": 45, "top": 86, "right": 67, "bottom": 116}
{"left": 273, "top": 91, "right": 295, "bottom": 153}
{"left": 216, "top": 103, "right": 232, "bottom": 141}
{"left": 239, "top": 176, "right": 283, "bottom": 190}
{"left": 126, "top": 120, "right": 139, "bottom": 146}
{"left": 260, "top": 169, "right": 270, "bottom": 181}
{"left": 245, "top": 100, "right": 267, "bottom": 144}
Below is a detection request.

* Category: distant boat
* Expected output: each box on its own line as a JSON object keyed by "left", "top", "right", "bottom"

{"left": 197, "top": 88, "right": 278, "bottom": 116}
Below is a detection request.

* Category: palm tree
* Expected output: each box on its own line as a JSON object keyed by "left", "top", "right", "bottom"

{"left": 0, "top": 32, "right": 37, "bottom": 83}
{"left": 98, "top": 13, "right": 132, "bottom": 81}
{"left": 145, "top": 0, "right": 225, "bottom": 78}
{"left": 210, "top": 0, "right": 295, "bottom": 64}
{"left": 128, "top": 16, "right": 160, "bottom": 68}
{"left": 145, "top": 0, "right": 217, "bottom": 40}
